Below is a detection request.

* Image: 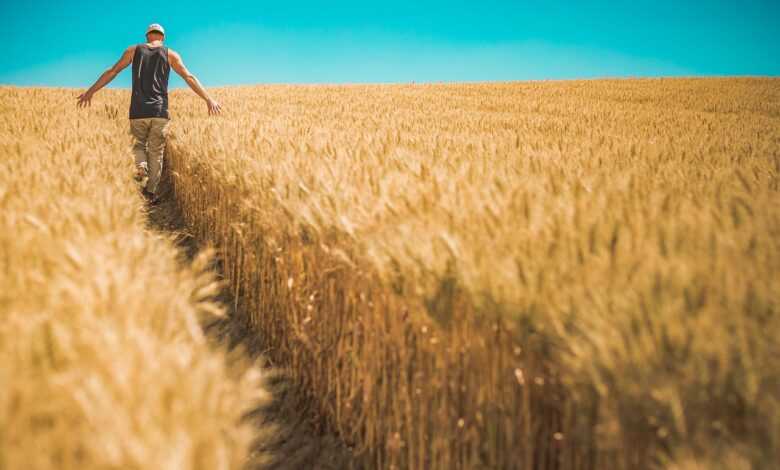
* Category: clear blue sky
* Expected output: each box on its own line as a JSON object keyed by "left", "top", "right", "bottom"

{"left": 1, "top": 0, "right": 778, "bottom": 87}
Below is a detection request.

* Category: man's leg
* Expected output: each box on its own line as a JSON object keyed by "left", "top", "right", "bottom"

{"left": 129, "top": 119, "right": 152, "bottom": 186}
{"left": 145, "top": 118, "right": 170, "bottom": 196}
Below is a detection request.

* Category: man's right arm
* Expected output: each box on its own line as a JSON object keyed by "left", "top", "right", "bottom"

{"left": 168, "top": 49, "right": 222, "bottom": 115}
{"left": 77, "top": 45, "right": 135, "bottom": 108}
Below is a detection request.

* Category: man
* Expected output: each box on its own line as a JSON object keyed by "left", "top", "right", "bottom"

{"left": 77, "top": 23, "right": 221, "bottom": 204}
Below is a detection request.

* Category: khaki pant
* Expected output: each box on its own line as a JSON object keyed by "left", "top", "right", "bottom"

{"left": 130, "top": 117, "right": 170, "bottom": 195}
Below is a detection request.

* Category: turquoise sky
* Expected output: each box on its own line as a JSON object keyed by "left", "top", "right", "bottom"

{"left": 1, "top": 0, "right": 778, "bottom": 87}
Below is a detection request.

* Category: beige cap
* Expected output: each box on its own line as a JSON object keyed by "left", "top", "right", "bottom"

{"left": 146, "top": 23, "right": 165, "bottom": 36}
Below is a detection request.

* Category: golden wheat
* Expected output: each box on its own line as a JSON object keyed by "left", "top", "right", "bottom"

{"left": 4, "top": 78, "right": 778, "bottom": 469}
{"left": 0, "top": 87, "right": 271, "bottom": 470}
{"left": 163, "top": 78, "right": 778, "bottom": 469}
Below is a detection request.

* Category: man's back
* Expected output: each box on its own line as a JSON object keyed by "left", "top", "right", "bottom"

{"left": 129, "top": 43, "right": 170, "bottom": 119}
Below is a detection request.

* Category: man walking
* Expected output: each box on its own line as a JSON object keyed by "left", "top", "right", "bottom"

{"left": 77, "top": 23, "right": 221, "bottom": 204}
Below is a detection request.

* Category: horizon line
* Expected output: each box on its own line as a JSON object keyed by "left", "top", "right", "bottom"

{"left": 1, "top": 74, "right": 777, "bottom": 90}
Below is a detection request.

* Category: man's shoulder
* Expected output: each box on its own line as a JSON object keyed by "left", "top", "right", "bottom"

{"left": 167, "top": 48, "right": 183, "bottom": 64}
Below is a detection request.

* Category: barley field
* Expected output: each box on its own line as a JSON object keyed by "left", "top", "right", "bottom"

{"left": 2, "top": 78, "right": 779, "bottom": 469}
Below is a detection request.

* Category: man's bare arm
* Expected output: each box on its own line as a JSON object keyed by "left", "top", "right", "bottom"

{"left": 77, "top": 46, "right": 135, "bottom": 108}
{"left": 169, "top": 49, "right": 221, "bottom": 115}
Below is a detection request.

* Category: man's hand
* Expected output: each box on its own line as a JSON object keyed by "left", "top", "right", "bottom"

{"left": 207, "top": 99, "right": 222, "bottom": 116}
{"left": 76, "top": 91, "right": 94, "bottom": 108}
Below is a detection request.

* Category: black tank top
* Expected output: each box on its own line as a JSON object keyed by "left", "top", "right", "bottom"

{"left": 129, "top": 44, "right": 170, "bottom": 119}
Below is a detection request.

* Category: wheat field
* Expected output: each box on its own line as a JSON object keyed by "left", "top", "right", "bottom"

{"left": 2, "top": 78, "right": 778, "bottom": 469}
{"left": 0, "top": 88, "right": 272, "bottom": 469}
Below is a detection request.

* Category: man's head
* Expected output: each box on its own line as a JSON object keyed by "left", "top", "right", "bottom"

{"left": 145, "top": 23, "right": 165, "bottom": 42}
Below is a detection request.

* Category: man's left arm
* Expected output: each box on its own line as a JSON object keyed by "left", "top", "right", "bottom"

{"left": 77, "top": 46, "right": 135, "bottom": 108}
